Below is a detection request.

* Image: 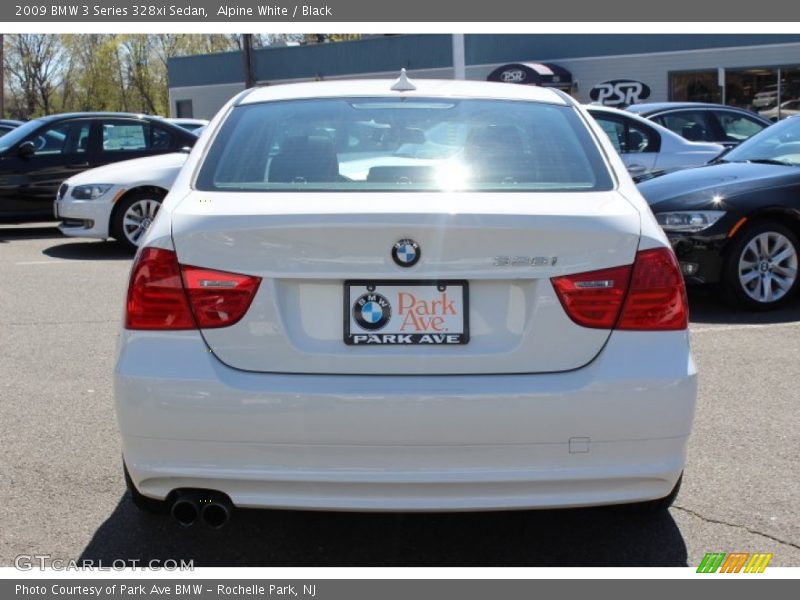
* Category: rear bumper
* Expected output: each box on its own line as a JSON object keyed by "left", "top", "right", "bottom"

{"left": 115, "top": 330, "right": 697, "bottom": 511}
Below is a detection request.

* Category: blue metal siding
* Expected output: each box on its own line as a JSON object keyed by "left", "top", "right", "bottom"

{"left": 169, "top": 34, "right": 800, "bottom": 89}
{"left": 465, "top": 34, "right": 800, "bottom": 64}
{"left": 254, "top": 34, "right": 452, "bottom": 81}
{"left": 168, "top": 35, "right": 452, "bottom": 88}
{"left": 168, "top": 51, "right": 245, "bottom": 88}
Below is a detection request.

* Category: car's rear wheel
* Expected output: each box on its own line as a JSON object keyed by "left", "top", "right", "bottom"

{"left": 124, "top": 461, "right": 168, "bottom": 514}
{"left": 722, "top": 220, "right": 800, "bottom": 310}
{"left": 112, "top": 190, "right": 165, "bottom": 251}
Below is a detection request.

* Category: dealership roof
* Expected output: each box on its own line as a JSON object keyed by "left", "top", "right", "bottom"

{"left": 169, "top": 34, "right": 800, "bottom": 89}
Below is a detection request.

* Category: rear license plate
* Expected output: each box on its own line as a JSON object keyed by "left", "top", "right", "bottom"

{"left": 344, "top": 280, "right": 469, "bottom": 345}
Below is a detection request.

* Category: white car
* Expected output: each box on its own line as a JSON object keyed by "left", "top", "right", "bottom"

{"left": 55, "top": 152, "right": 188, "bottom": 249}
{"left": 116, "top": 76, "right": 697, "bottom": 527}
{"left": 166, "top": 118, "right": 209, "bottom": 132}
{"left": 586, "top": 105, "right": 724, "bottom": 176}
{"left": 758, "top": 99, "right": 800, "bottom": 122}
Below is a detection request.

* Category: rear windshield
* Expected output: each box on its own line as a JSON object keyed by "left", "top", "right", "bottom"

{"left": 196, "top": 97, "right": 614, "bottom": 193}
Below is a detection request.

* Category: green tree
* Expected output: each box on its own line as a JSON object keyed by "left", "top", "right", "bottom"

{"left": 3, "top": 34, "right": 361, "bottom": 119}
{"left": 61, "top": 34, "right": 123, "bottom": 112}
{"left": 4, "top": 34, "right": 66, "bottom": 118}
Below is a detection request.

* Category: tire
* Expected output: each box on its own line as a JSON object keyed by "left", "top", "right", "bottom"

{"left": 721, "top": 219, "right": 800, "bottom": 310}
{"left": 111, "top": 189, "right": 165, "bottom": 251}
{"left": 618, "top": 473, "right": 683, "bottom": 513}
{"left": 124, "top": 461, "right": 168, "bottom": 514}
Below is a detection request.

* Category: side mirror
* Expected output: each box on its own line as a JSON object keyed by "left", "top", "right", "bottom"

{"left": 179, "top": 146, "right": 193, "bottom": 154}
{"left": 18, "top": 140, "right": 36, "bottom": 158}
{"left": 709, "top": 146, "right": 732, "bottom": 164}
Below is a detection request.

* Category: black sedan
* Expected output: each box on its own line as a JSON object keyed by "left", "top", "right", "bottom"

{"left": 0, "top": 119, "right": 23, "bottom": 137}
{"left": 639, "top": 116, "right": 800, "bottom": 310}
{"left": 0, "top": 112, "right": 197, "bottom": 220}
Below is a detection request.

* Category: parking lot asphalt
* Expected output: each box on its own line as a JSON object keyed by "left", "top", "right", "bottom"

{"left": 1, "top": 222, "right": 799, "bottom": 568}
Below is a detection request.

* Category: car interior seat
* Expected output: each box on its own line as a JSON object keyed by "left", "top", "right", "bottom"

{"left": 626, "top": 129, "right": 646, "bottom": 152}
{"left": 464, "top": 125, "right": 530, "bottom": 182}
{"left": 268, "top": 135, "right": 340, "bottom": 183}
{"left": 682, "top": 123, "right": 708, "bottom": 142}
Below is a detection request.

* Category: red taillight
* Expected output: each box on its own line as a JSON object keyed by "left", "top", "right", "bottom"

{"left": 616, "top": 247, "right": 688, "bottom": 331}
{"left": 551, "top": 264, "right": 632, "bottom": 329}
{"left": 126, "top": 247, "right": 260, "bottom": 330}
{"left": 180, "top": 265, "right": 260, "bottom": 328}
{"left": 126, "top": 248, "right": 195, "bottom": 330}
{"left": 552, "top": 247, "right": 688, "bottom": 331}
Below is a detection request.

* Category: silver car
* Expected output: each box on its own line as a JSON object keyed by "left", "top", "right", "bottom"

{"left": 587, "top": 105, "right": 724, "bottom": 176}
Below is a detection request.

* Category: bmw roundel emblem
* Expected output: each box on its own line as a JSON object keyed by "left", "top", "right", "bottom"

{"left": 353, "top": 293, "right": 392, "bottom": 331}
{"left": 392, "top": 238, "right": 421, "bottom": 267}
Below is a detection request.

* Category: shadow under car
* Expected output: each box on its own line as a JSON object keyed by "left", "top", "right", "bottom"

{"left": 79, "top": 493, "right": 688, "bottom": 567}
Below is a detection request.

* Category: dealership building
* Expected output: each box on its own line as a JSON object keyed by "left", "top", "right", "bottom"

{"left": 168, "top": 34, "right": 800, "bottom": 119}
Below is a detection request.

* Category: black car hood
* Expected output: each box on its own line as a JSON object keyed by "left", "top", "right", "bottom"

{"left": 638, "top": 162, "right": 800, "bottom": 211}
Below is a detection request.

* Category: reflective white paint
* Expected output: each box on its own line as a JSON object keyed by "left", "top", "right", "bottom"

{"left": 55, "top": 152, "right": 188, "bottom": 240}
{"left": 117, "top": 329, "right": 696, "bottom": 510}
{"left": 115, "top": 80, "right": 696, "bottom": 510}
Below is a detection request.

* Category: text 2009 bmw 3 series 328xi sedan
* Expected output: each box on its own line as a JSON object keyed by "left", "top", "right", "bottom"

{"left": 114, "top": 76, "right": 697, "bottom": 527}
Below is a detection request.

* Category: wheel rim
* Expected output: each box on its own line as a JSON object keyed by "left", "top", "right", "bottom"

{"left": 122, "top": 199, "right": 160, "bottom": 246}
{"left": 738, "top": 231, "right": 798, "bottom": 303}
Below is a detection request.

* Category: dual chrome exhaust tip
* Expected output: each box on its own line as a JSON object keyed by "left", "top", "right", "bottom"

{"left": 170, "top": 490, "right": 233, "bottom": 529}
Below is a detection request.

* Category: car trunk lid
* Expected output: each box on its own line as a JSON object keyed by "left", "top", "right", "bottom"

{"left": 170, "top": 190, "right": 641, "bottom": 375}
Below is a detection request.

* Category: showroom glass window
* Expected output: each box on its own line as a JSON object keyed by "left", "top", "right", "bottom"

{"left": 670, "top": 71, "right": 721, "bottom": 104}
{"left": 725, "top": 67, "right": 800, "bottom": 120}
{"left": 176, "top": 99, "right": 194, "bottom": 118}
{"left": 671, "top": 66, "right": 800, "bottom": 121}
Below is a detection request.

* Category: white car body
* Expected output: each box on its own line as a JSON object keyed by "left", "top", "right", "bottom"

{"left": 55, "top": 152, "right": 187, "bottom": 242}
{"left": 587, "top": 105, "right": 724, "bottom": 175}
{"left": 116, "top": 79, "right": 697, "bottom": 513}
{"left": 758, "top": 100, "right": 800, "bottom": 122}
{"left": 166, "top": 118, "right": 209, "bottom": 132}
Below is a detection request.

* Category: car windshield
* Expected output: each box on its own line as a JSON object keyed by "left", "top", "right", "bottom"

{"left": 196, "top": 97, "right": 614, "bottom": 192}
{"left": 723, "top": 116, "right": 800, "bottom": 166}
{"left": 0, "top": 118, "right": 47, "bottom": 153}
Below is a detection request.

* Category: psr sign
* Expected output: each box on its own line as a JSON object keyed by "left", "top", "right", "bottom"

{"left": 590, "top": 80, "right": 651, "bottom": 107}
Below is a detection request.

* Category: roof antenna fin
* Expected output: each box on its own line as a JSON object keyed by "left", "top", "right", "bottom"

{"left": 391, "top": 68, "right": 417, "bottom": 92}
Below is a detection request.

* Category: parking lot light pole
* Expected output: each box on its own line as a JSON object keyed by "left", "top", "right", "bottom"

{"left": 242, "top": 33, "right": 256, "bottom": 89}
{"left": 452, "top": 34, "right": 466, "bottom": 80}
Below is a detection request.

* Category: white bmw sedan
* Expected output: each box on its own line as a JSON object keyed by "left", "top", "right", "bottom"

{"left": 55, "top": 152, "right": 185, "bottom": 250}
{"left": 55, "top": 151, "right": 193, "bottom": 250}
{"left": 115, "top": 77, "right": 697, "bottom": 527}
